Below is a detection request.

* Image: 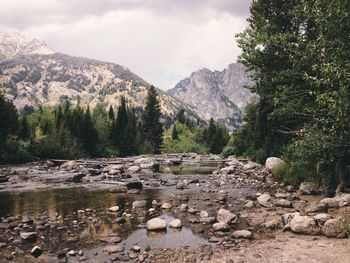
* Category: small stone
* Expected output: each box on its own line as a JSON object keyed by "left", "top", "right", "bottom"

{"left": 200, "top": 211, "right": 209, "bottom": 218}
{"left": 103, "top": 245, "right": 124, "bottom": 254}
{"left": 109, "top": 206, "right": 120, "bottom": 212}
{"left": 132, "top": 245, "right": 141, "bottom": 252}
{"left": 212, "top": 222, "right": 229, "bottom": 231}
{"left": 67, "top": 250, "right": 76, "bottom": 256}
{"left": 132, "top": 200, "right": 147, "bottom": 209}
{"left": 217, "top": 209, "right": 237, "bottom": 225}
{"left": 169, "top": 219, "right": 182, "bottom": 228}
{"left": 232, "top": 230, "right": 252, "bottom": 239}
{"left": 179, "top": 203, "right": 188, "bottom": 212}
{"left": 276, "top": 199, "right": 292, "bottom": 208}
{"left": 31, "top": 246, "right": 42, "bottom": 258}
{"left": 161, "top": 202, "right": 172, "bottom": 209}
{"left": 20, "top": 232, "right": 37, "bottom": 242}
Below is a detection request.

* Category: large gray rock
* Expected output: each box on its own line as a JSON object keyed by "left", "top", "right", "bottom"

{"left": 299, "top": 182, "right": 319, "bottom": 195}
{"left": 320, "top": 193, "right": 350, "bottom": 208}
{"left": 289, "top": 215, "right": 321, "bottom": 235}
{"left": 265, "top": 157, "right": 285, "bottom": 171}
{"left": 257, "top": 193, "right": 271, "bottom": 207}
{"left": 127, "top": 166, "right": 141, "bottom": 174}
{"left": 301, "top": 202, "right": 326, "bottom": 214}
{"left": 282, "top": 212, "right": 301, "bottom": 225}
{"left": 134, "top": 158, "right": 159, "bottom": 171}
{"left": 146, "top": 218, "right": 166, "bottom": 231}
{"left": 212, "top": 222, "right": 229, "bottom": 231}
{"left": 322, "top": 219, "right": 347, "bottom": 238}
{"left": 217, "top": 209, "right": 237, "bottom": 225}
{"left": 60, "top": 160, "right": 78, "bottom": 171}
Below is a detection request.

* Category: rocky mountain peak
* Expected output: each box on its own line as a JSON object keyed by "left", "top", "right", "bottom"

{"left": 0, "top": 31, "right": 55, "bottom": 61}
{"left": 168, "top": 63, "right": 259, "bottom": 129}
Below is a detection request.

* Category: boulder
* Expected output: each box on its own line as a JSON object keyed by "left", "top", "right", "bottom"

{"left": 265, "top": 157, "right": 285, "bottom": 171}
{"left": 302, "top": 202, "right": 326, "bottom": 214}
{"left": 276, "top": 199, "right": 293, "bottom": 208}
{"left": 132, "top": 200, "right": 147, "bottom": 209}
{"left": 257, "top": 193, "right": 271, "bottom": 207}
{"left": 169, "top": 219, "right": 182, "bottom": 228}
{"left": 322, "top": 219, "right": 347, "bottom": 238}
{"left": 314, "top": 213, "right": 332, "bottom": 226}
{"left": 299, "top": 182, "right": 319, "bottom": 195}
{"left": 289, "top": 215, "right": 321, "bottom": 235}
{"left": 282, "top": 212, "right": 301, "bottom": 225}
{"left": 146, "top": 218, "right": 166, "bottom": 231}
{"left": 60, "top": 160, "right": 78, "bottom": 171}
{"left": 127, "top": 166, "right": 141, "bottom": 174}
{"left": 232, "top": 230, "right": 252, "bottom": 239}
{"left": 320, "top": 193, "right": 350, "bottom": 208}
{"left": 217, "top": 209, "right": 237, "bottom": 225}
{"left": 134, "top": 158, "right": 159, "bottom": 171}
{"left": 212, "top": 222, "right": 229, "bottom": 231}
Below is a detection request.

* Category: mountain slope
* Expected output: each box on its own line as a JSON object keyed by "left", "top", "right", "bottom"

{"left": 0, "top": 32, "right": 199, "bottom": 124}
{"left": 168, "top": 63, "right": 258, "bottom": 129}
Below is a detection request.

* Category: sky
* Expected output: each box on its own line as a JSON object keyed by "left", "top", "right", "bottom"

{"left": 0, "top": 0, "right": 252, "bottom": 90}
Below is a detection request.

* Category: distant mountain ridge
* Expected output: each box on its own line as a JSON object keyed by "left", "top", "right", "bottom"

{"left": 0, "top": 32, "right": 200, "bottom": 124}
{"left": 168, "top": 63, "right": 258, "bottom": 129}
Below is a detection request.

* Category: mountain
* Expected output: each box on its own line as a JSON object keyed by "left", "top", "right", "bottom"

{"left": 0, "top": 32, "right": 199, "bottom": 124}
{"left": 168, "top": 63, "right": 258, "bottom": 129}
{"left": 0, "top": 32, "right": 54, "bottom": 60}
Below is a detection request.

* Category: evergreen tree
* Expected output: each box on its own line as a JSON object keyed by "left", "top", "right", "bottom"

{"left": 19, "top": 115, "right": 30, "bottom": 140}
{"left": 206, "top": 118, "right": 216, "bottom": 145}
{"left": 108, "top": 105, "right": 115, "bottom": 120}
{"left": 114, "top": 97, "right": 128, "bottom": 152}
{"left": 171, "top": 124, "right": 179, "bottom": 140}
{"left": 0, "top": 94, "right": 18, "bottom": 145}
{"left": 142, "top": 86, "right": 163, "bottom": 154}
{"left": 81, "top": 105, "right": 99, "bottom": 156}
{"left": 209, "top": 125, "right": 229, "bottom": 154}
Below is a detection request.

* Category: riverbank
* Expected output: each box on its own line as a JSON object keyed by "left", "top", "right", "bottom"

{"left": 0, "top": 154, "right": 349, "bottom": 262}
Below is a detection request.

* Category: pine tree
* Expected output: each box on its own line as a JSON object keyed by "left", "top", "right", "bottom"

{"left": 0, "top": 94, "right": 18, "bottom": 145}
{"left": 108, "top": 105, "right": 115, "bottom": 120}
{"left": 206, "top": 118, "right": 216, "bottom": 145}
{"left": 142, "top": 86, "right": 163, "bottom": 154}
{"left": 19, "top": 115, "right": 30, "bottom": 140}
{"left": 171, "top": 124, "right": 179, "bottom": 140}
{"left": 114, "top": 97, "right": 128, "bottom": 152}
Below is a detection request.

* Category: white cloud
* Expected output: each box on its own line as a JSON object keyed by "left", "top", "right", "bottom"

{"left": 0, "top": 1, "right": 250, "bottom": 90}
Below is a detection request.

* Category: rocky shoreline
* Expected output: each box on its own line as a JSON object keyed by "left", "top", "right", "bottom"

{"left": 0, "top": 154, "right": 349, "bottom": 262}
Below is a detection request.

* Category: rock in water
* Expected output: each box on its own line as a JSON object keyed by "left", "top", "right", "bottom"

{"left": 169, "top": 219, "right": 182, "bottom": 228}
{"left": 146, "top": 218, "right": 167, "bottom": 231}
{"left": 134, "top": 158, "right": 159, "bottom": 171}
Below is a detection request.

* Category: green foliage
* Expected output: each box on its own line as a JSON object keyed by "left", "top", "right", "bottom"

{"left": 162, "top": 122, "right": 208, "bottom": 153}
{"left": 0, "top": 93, "right": 18, "bottom": 145}
{"left": 235, "top": 0, "right": 350, "bottom": 194}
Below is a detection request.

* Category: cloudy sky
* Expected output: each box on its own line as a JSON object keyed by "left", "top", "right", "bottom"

{"left": 0, "top": 0, "right": 251, "bottom": 90}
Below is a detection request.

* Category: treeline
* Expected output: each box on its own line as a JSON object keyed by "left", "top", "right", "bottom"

{"left": 0, "top": 86, "right": 230, "bottom": 163}
{"left": 227, "top": 0, "right": 349, "bottom": 195}
{"left": 0, "top": 86, "right": 163, "bottom": 162}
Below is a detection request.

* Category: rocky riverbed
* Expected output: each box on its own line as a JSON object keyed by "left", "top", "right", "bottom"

{"left": 0, "top": 154, "right": 350, "bottom": 262}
